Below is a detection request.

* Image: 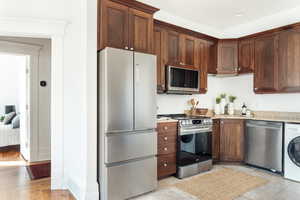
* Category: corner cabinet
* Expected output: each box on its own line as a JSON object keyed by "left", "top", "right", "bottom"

{"left": 238, "top": 38, "right": 254, "bottom": 74}
{"left": 98, "top": 0, "right": 159, "bottom": 53}
{"left": 217, "top": 40, "right": 239, "bottom": 74}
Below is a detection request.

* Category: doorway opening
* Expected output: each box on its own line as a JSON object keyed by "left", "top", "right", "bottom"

{"left": 0, "top": 37, "right": 56, "bottom": 197}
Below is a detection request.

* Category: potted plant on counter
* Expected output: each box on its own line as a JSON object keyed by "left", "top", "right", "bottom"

{"left": 228, "top": 95, "right": 237, "bottom": 115}
{"left": 220, "top": 93, "right": 227, "bottom": 114}
{"left": 214, "top": 97, "right": 221, "bottom": 115}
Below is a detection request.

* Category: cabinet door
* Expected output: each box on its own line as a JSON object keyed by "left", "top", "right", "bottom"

{"left": 180, "top": 34, "right": 198, "bottom": 68}
{"left": 198, "top": 39, "right": 209, "bottom": 93}
{"left": 212, "top": 119, "right": 220, "bottom": 162}
{"left": 217, "top": 40, "right": 238, "bottom": 74}
{"left": 129, "top": 8, "right": 153, "bottom": 53}
{"left": 238, "top": 39, "right": 254, "bottom": 74}
{"left": 220, "top": 119, "right": 244, "bottom": 162}
{"left": 278, "top": 29, "right": 300, "bottom": 93}
{"left": 166, "top": 30, "right": 180, "bottom": 65}
{"left": 154, "top": 26, "right": 166, "bottom": 92}
{"left": 100, "top": 0, "right": 129, "bottom": 50}
{"left": 254, "top": 34, "right": 279, "bottom": 93}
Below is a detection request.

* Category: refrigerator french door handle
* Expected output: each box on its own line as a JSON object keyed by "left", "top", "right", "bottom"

{"left": 135, "top": 64, "right": 140, "bottom": 84}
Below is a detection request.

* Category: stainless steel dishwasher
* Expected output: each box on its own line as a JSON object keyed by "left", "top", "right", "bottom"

{"left": 245, "top": 120, "right": 283, "bottom": 173}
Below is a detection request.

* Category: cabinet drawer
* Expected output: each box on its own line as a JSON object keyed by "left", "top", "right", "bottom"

{"left": 157, "top": 122, "right": 177, "bottom": 134}
{"left": 158, "top": 142, "right": 176, "bottom": 155}
{"left": 158, "top": 134, "right": 177, "bottom": 146}
{"left": 158, "top": 154, "right": 176, "bottom": 179}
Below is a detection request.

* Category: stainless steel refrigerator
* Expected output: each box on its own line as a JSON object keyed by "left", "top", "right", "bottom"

{"left": 98, "top": 47, "right": 157, "bottom": 200}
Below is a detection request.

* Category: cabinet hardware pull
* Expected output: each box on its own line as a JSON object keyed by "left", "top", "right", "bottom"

{"left": 130, "top": 47, "right": 134, "bottom": 50}
{"left": 164, "top": 126, "right": 168, "bottom": 130}
{"left": 164, "top": 147, "right": 168, "bottom": 151}
{"left": 164, "top": 137, "right": 168, "bottom": 141}
{"left": 164, "top": 163, "right": 168, "bottom": 167}
{"left": 125, "top": 46, "right": 129, "bottom": 50}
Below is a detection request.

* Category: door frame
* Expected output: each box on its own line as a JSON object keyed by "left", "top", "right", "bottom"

{"left": 0, "top": 17, "right": 67, "bottom": 189}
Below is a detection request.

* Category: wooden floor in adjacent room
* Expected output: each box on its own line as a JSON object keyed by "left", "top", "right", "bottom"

{"left": 0, "top": 149, "right": 75, "bottom": 200}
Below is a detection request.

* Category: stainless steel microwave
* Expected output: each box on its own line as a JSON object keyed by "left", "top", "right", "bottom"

{"left": 166, "top": 66, "right": 199, "bottom": 94}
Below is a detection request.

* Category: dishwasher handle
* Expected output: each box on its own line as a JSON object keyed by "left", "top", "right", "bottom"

{"left": 246, "top": 124, "right": 282, "bottom": 130}
{"left": 246, "top": 120, "right": 283, "bottom": 130}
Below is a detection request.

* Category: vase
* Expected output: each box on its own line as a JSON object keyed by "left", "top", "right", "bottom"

{"left": 228, "top": 102, "right": 235, "bottom": 115}
{"left": 220, "top": 98, "right": 226, "bottom": 114}
{"left": 214, "top": 104, "right": 221, "bottom": 115}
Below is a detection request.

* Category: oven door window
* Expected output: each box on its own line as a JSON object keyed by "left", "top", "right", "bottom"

{"left": 178, "top": 132, "right": 212, "bottom": 166}
{"left": 170, "top": 67, "right": 199, "bottom": 89}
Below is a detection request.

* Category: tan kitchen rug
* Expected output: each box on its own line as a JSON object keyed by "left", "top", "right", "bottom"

{"left": 173, "top": 168, "right": 268, "bottom": 200}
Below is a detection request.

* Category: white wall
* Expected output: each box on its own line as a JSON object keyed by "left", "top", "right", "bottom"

{"left": 0, "top": 0, "right": 98, "bottom": 199}
{"left": 0, "top": 54, "right": 26, "bottom": 114}
{"left": 217, "top": 74, "right": 300, "bottom": 112}
{"left": 157, "top": 76, "right": 221, "bottom": 114}
{"left": 158, "top": 74, "right": 300, "bottom": 114}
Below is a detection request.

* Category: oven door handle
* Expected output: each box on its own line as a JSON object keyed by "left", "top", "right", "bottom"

{"left": 179, "top": 127, "right": 212, "bottom": 136}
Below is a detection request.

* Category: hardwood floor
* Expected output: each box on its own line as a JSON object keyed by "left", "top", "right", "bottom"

{"left": 0, "top": 149, "right": 75, "bottom": 200}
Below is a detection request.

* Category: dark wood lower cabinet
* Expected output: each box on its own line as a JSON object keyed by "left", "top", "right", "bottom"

{"left": 157, "top": 154, "right": 176, "bottom": 179}
{"left": 220, "top": 119, "right": 245, "bottom": 162}
{"left": 212, "top": 119, "right": 220, "bottom": 162}
{"left": 157, "top": 122, "right": 177, "bottom": 179}
{"left": 212, "top": 119, "right": 245, "bottom": 163}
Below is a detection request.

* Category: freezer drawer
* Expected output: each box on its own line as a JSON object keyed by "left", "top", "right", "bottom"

{"left": 245, "top": 120, "right": 283, "bottom": 172}
{"left": 107, "top": 157, "right": 157, "bottom": 200}
{"left": 105, "top": 131, "right": 157, "bottom": 164}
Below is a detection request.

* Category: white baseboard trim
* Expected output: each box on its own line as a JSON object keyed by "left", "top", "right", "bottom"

{"left": 65, "top": 176, "right": 84, "bottom": 200}
{"left": 65, "top": 176, "right": 99, "bottom": 200}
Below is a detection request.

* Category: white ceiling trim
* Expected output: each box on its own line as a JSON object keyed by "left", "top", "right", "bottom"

{"left": 222, "top": 5, "right": 300, "bottom": 38}
{"left": 153, "top": 6, "right": 300, "bottom": 39}
{"left": 154, "top": 10, "right": 223, "bottom": 38}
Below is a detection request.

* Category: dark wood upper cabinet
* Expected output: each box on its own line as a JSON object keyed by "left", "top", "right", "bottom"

{"left": 238, "top": 39, "right": 254, "bottom": 74}
{"left": 197, "top": 39, "right": 213, "bottom": 93}
{"left": 98, "top": 0, "right": 158, "bottom": 53}
{"left": 217, "top": 40, "right": 239, "bottom": 74}
{"left": 99, "top": 0, "right": 129, "bottom": 50}
{"left": 166, "top": 30, "right": 181, "bottom": 65}
{"left": 180, "top": 34, "right": 198, "bottom": 68}
{"left": 129, "top": 8, "right": 153, "bottom": 53}
{"left": 220, "top": 119, "right": 245, "bottom": 162}
{"left": 278, "top": 29, "right": 300, "bottom": 93}
{"left": 154, "top": 26, "right": 166, "bottom": 93}
{"left": 254, "top": 33, "right": 279, "bottom": 93}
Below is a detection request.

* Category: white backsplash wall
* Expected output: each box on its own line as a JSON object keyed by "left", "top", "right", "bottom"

{"left": 157, "top": 74, "right": 300, "bottom": 114}
{"left": 218, "top": 74, "right": 300, "bottom": 113}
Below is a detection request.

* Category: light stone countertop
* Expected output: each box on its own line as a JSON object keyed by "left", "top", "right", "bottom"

{"left": 157, "top": 110, "right": 300, "bottom": 124}
{"left": 210, "top": 114, "right": 300, "bottom": 123}
{"left": 157, "top": 117, "right": 179, "bottom": 123}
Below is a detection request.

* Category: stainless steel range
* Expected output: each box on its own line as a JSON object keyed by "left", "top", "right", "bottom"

{"left": 173, "top": 115, "right": 213, "bottom": 178}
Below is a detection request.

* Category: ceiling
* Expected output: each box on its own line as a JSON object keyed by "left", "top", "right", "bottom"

{"left": 137, "top": 0, "right": 300, "bottom": 32}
